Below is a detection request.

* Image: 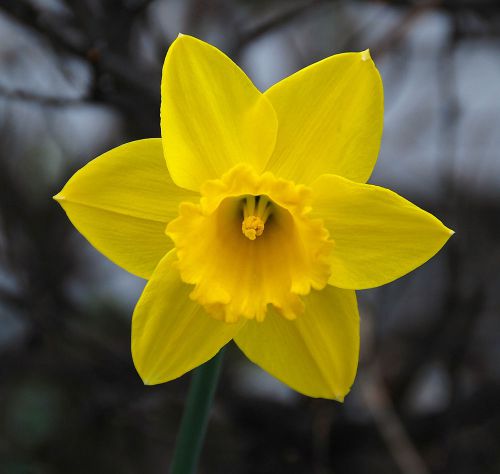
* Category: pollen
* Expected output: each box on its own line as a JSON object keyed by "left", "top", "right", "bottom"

{"left": 242, "top": 215, "right": 265, "bottom": 240}
{"left": 241, "top": 195, "right": 272, "bottom": 240}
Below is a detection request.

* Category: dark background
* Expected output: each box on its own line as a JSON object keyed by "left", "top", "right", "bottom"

{"left": 1, "top": 0, "right": 499, "bottom": 473}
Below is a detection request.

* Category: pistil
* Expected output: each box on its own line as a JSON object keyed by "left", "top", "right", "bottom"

{"left": 241, "top": 195, "right": 271, "bottom": 240}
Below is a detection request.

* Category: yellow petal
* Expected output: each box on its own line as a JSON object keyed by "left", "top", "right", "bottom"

{"left": 161, "top": 34, "right": 277, "bottom": 191}
{"left": 311, "top": 174, "right": 454, "bottom": 289}
{"left": 264, "top": 50, "right": 383, "bottom": 184}
{"left": 54, "top": 139, "right": 197, "bottom": 279}
{"left": 132, "top": 250, "right": 244, "bottom": 384}
{"left": 235, "top": 285, "right": 359, "bottom": 400}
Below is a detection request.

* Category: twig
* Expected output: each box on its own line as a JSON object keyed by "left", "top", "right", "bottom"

{"left": 0, "top": 84, "right": 88, "bottom": 107}
{"left": 234, "top": 0, "right": 326, "bottom": 51}
{"left": 370, "top": 0, "right": 442, "bottom": 58}
{"left": 361, "top": 363, "right": 431, "bottom": 474}
{"left": 360, "top": 310, "right": 431, "bottom": 474}
{"left": 0, "top": 0, "right": 157, "bottom": 99}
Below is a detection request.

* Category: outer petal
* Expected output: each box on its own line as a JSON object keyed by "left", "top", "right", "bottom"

{"left": 54, "top": 139, "right": 197, "bottom": 279}
{"left": 235, "top": 286, "right": 359, "bottom": 400}
{"left": 161, "top": 34, "right": 277, "bottom": 191}
{"left": 311, "top": 174, "right": 454, "bottom": 289}
{"left": 132, "top": 250, "right": 244, "bottom": 384}
{"left": 264, "top": 51, "right": 383, "bottom": 184}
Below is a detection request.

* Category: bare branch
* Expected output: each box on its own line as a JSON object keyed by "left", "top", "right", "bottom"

{"left": 235, "top": 0, "right": 327, "bottom": 51}
{"left": 0, "top": 84, "right": 88, "bottom": 107}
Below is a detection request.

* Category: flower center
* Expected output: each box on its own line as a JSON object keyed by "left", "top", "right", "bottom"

{"left": 166, "top": 165, "right": 333, "bottom": 323}
{"left": 241, "top": 195, "right": 271, "bottom": 240}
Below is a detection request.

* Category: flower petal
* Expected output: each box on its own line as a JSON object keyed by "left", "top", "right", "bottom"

{"left": 54, "top": 139, "right": 197, "bottom": 279}
{"left": 264, "top": 50, "right": 383, "bottom": 184}
{"left": 311, "top": 174, "right": 454, "bottom": 289}
{"left": 161, "top": 34, "right": 277, "bottom": 191}
{"left": 235, "top": 286, "right": 359, "bottom": 400}
{"left": 132, "top": 250, "right": 244, "bottom": 384}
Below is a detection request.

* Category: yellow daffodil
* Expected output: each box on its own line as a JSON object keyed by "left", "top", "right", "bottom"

{"left": 54, "top": 35, "right": 453, "bottom": 400}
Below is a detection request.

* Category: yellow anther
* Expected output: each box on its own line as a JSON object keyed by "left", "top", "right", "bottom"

{"left": 242, "top": 215, "right": 265, "bottom": 240}
{"left": 241, "top": 195, "right": 272, "bottom": 240}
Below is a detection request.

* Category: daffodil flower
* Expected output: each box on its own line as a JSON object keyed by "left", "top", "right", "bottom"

{"left": 54, "top": 35, "right": 453, "bottom": 400}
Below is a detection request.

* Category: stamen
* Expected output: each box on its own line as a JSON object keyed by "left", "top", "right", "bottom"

{"left": 241, "top": 195, "right": 272, "bottom": 240}
{"left": 243, "top": 195, "right": 255, "bottom": 218}
{"left": 256, "top": 195, "right": 270, "bottom": 218}
{"left": 242, "top": 215, "right": 265, "bottom": 240}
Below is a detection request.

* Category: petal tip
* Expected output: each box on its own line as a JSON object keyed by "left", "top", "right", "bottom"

{"left": 173, "top": 32, "right": 198, "bottom": 47}
{"left": 328, "top": 385, "right": 349, "bottom": 402}
{"left": 441, "top": 223, "right": 455, "bottom": 238}
{"left": 170, "top": 32, "right": 190, "bottom": 50}
{"left": 53, "top": 192, "right": 64, "bottom": 202}
{"left": 134, "top": 360, "right": 159, "bottom": 386}
{"left": 361, "top": 49, "right": 371, "bottom": 62}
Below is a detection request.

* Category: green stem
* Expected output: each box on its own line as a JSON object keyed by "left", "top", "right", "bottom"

{"left": 169, "top": 349, "right": 225, "bottom": 474}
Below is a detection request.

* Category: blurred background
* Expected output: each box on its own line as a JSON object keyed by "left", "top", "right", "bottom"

{"left": 0, "top": 0, "right": 499, "bottom": 473}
